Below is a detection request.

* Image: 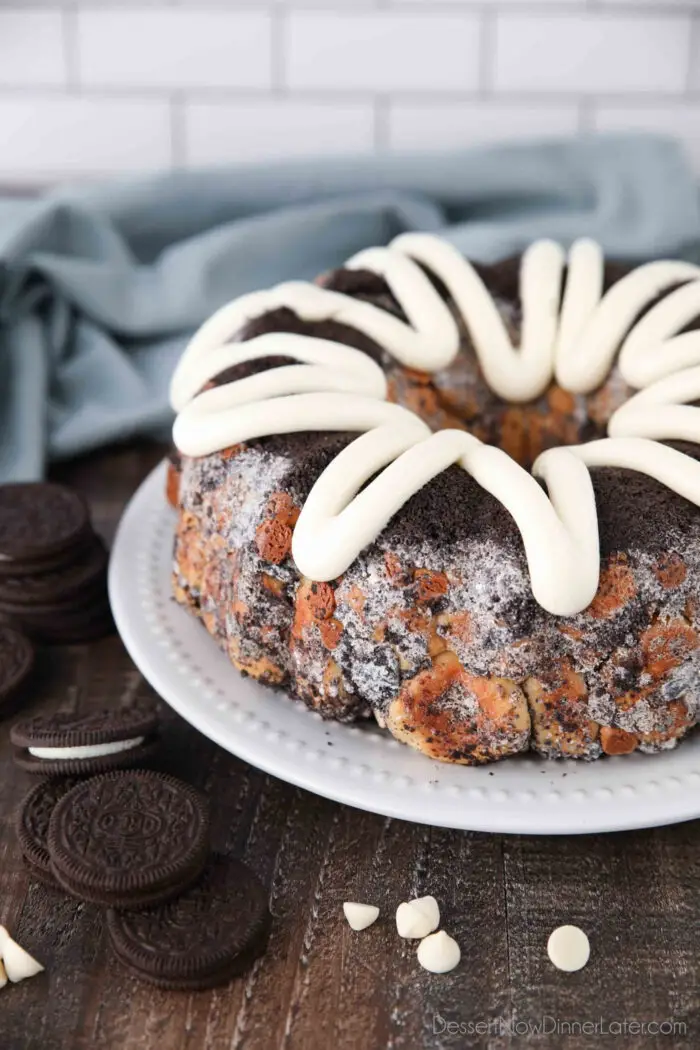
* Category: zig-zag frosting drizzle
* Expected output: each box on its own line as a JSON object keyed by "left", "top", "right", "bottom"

{"left": 171, "top": 234, "right": 700, "bottom": 617}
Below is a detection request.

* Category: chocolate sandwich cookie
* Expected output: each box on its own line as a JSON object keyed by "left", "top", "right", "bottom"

{"left": 0, "top": 536, "right": 108, "bottom": 607}
{"left": 107, "top": 854, "right": 271, "bottom": 989}
{"left": 0, "top": 595, "right": 115, "bottom": 645}
{"left": 16, "top": 778, "right": 80, "bottom": 886}
{"left": 48, "top": 771, "right": 210, "bottom": 909}
{"left": 0, "top": 483, "right": 90, "bottom": 576}
{"left": 31, "top": 610, "right": 115, "bottom": 646}
{"left": 10, "top": 707, "right": 159, "bottom": 775}
{"left": 0, "top": 625, "right": 35, "bottom": 713}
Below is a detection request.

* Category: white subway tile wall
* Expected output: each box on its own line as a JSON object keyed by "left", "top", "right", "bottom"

{"left": 185, "top": 100, "right": 375, "bottom": 165}
{"left": 387, "top": 102, "right": 580, "bottom": 151}
{"left": 690, "top": 19, "right": 700, "bottom": 91}
{"left": 493, "top": 15, "right": 691, "bottom": 94}
{"left": 0, "top": 11, "right": 66, "bottom": 87}
{"left": 0, "top": 2, "right": 697, "bottom": 182}
{"left": 77, "top": 11, "right": 273, "bottom": 89}
{"left": 0, "top": 97, "right": 172, "bottom": 177}
{"left": 286, "top": 13, "right": 481, "bottom": 91}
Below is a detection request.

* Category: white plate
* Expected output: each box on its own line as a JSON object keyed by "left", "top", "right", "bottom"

{"left": 109, "top": 461, "right": 700, "bottom": 835}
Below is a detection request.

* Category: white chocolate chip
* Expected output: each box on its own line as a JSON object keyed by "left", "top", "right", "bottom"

{"left": 0, "top": 960, "right": 7, "bottom": 989}
{"left": 547, "top": 925, "right": 590, "bottom": 972}
{"left": 417, "top": 931, "right": 461, "bottom": 973}
{"left": 343, "top": 902, "right": 379, "bottom": 931}
{"left": 396, "top": 895, "right": 440, "bottom": 939}
{"left": 0, "top": 927, "right": 44, "bottom": 983}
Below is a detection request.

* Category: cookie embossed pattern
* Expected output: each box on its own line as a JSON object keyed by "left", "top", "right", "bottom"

{"left": 47, "top": 772, "right": 210, "bottom": 908}
{"left": 109, "top": 462, "right": 700, "bottom": 834}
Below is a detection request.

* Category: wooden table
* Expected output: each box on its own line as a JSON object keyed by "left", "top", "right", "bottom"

{"left": 1, "top": 442, "right": 699, "bottom": 1050}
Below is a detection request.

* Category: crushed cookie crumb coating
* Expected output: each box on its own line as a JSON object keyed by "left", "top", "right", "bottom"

{"left": 170, "top": 260, "right": 700, "bottom": 765}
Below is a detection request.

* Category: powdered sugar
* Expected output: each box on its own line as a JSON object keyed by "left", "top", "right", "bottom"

{"left": 169, "top": 254, "right": 700, "bottom": 762}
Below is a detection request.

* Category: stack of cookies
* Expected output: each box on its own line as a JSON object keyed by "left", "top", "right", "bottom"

{"left": 13, "top": 709, "right": 271, "bottom": 990}
{"left": 0, "top": 626, "right": 35, "bottom": 717}
{"left": 0, "top": 482, "right": 113, "bottom": 644}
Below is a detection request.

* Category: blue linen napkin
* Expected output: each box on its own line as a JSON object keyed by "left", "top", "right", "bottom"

{"left": 1, "top": 134, "right": 699, "bottom": 481}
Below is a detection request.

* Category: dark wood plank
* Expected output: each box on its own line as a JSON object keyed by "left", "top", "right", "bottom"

{"left": 1, "top": 440, "right": 699, "bottom": 1050}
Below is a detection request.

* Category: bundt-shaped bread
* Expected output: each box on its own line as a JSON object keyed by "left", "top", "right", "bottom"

{"left": 169, "top": 246, "right": 700, "bottom": 765}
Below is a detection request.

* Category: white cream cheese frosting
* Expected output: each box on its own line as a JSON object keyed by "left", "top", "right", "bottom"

{"left": 170, "top": 233, "right": 700, "bottom": 617}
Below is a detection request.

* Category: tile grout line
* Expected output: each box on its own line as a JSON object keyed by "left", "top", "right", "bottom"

{"left": 2, "top": 85, "right": 700, "bottom": 106}
{"left": 578, "top": 96, "right": 594, "bottom": 132}
{"left": 170, "top": 93, "right": 185, "bottom": 171}
{"left": 271, "top": 6, "right": 287, "bottom": 96}
{"left": 61, "top": 6, "right": 80, "bottom": 93}
{"left": 478, "top": 8, "right": 495, "bottom": 97}
{"left": 686, "top": 13, "right": 698, "bottom": 94}
{"left": 3, "top": 2, "right": 700, "bottom": 11}
{"left": 373, "top": 95, "right": 389, "bottom": 151}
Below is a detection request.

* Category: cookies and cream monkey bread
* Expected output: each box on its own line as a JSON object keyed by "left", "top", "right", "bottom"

{"left": 167, "top": 234, "right": 700, "bottom": 765}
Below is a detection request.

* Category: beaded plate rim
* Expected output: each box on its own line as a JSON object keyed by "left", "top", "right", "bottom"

{"left": 108, "top": 461, "right": 700, "bottom": 836}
